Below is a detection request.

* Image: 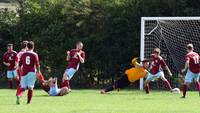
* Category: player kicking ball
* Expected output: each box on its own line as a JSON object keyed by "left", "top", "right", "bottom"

{"left": 3, "top": 44, "right": 20, "bottom": 89}
{"left": 41, "top": 77, "right": 69, "bottom": 96}
{"left": 60, "top": 41, "right": 85, "bottom": 91}
{"left": 144, "top": 48, "right": 173, "bottom": 94}
{"left": 100, "top": 57, "right": 150, "bottom": 94}
{"left": 181, "top": 44, "right": 200, "bottom": 98}
{"left": 16, "top": 41, "right": 41, "bottom": 104}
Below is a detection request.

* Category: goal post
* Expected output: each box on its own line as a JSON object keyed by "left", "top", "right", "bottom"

{"left": 139, "top": 17, "right": 145, "bottom": 90}
{"left": 140, "top": 17, "right": 200, "bottom": 90}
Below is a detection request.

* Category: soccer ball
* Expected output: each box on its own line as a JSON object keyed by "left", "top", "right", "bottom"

{"left": 172, "top": 88, "right": 180, "bottom": 94}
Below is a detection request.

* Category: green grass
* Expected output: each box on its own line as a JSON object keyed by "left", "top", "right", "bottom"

{"left": 0, "top": 89, "right": 199, "bottom": 113}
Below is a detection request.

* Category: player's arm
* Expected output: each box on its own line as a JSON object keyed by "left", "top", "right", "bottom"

{"left": 131, "top": 57, "right": 141, "bottom": 67}
{"left": 181, "top": 60, "right": 189, "bottom": 73}
{"left": 19, "top": 56, "right": 23, "bottom": 75}
{"left": 161, "top": 58, "right": 172, "bottom": 76}
{"left": 55, "top": 77, "right": 58, "bottom": 85}
{"left": 3, "top": 54, "right": 10, "bottom": 67}
{"left": 36, "top": 64, "right": 41, "bottom": 73}
{"left": 77, "top": 52, "right": 85, "bottom": 63}
{"left": 3, "top": 61, "right": 10, "bottom": 67}
{"left": 66, "top": 51, "right": 70, "bottom": 61}
{"left": 35, "top": 54, "right": 41, "bottom": 73}
{"left": 14, "top": 54, "right": 19, "bottom": 69}
{"left": 14, "top": 62, "right": 18, "bottom": 69}
{"left": 164, "top": 65, "right": 172, "bottom": 77}
{"left": 36, "top": 66, "right": 41, "bottom": 75}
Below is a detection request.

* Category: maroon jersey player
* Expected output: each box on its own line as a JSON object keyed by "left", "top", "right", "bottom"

{"left": 17, "top": 41, "right": 28, "bottom": 81}
{"left": 144, "top": 48, "right": 173, "bottom": 94}
{"left": 3, "top": 44, "right": 19, "bottom": 88}
{"left": 16, "top": 41, "right": 41, "bottom": 104}
{"left": 181, "top": 44, "right": 200, "bottom": 98}
{"left": 16, "top": 41, "right": 28, "bottom": 97}
{"left": 60, "top": 41, "right": 85, "bottom": 90}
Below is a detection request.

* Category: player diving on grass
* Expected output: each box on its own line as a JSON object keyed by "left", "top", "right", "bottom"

{"left": 181, "top": 44, "right": 200, "bottom": 98}
{"left": 40, "top": 77, "right": 69, "bottom": 96}
{"left": 100, "top": 57, "right": 150, "bottom": 94}
{"left": 144, "top": 48, "right": 173, "bottom": 94}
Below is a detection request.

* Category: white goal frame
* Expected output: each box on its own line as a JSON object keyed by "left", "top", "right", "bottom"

{"left": 140, "top": 17, "right": 200, "bottom": 90}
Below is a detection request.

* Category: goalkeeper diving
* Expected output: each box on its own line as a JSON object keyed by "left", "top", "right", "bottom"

{"left": 100, "top": 57, "right": 150, "bottom": 94}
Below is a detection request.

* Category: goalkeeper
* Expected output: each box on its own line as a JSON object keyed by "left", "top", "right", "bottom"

{"left": 100, "top": 57, "right": 150, "bottom": 94}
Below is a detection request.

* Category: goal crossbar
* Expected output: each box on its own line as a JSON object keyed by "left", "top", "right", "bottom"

{"left": 141, "top": 17, "right": 200, "bottom": 21}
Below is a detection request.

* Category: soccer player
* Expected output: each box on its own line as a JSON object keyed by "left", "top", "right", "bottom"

{"left": 60, "top": 41, "right": 85, "bottom": 90}
{"left": 16, "top": 41, "right": 41, "bottom": 104}
{"left": 41, "top": 77, "right": 69, "bottom": 96}
{"left": 3, "top": 44, "right": 19, "bottom": 88}
{"left": 16, "top": 41, "right": 29, "bottom": 96}
{"left": 100, "top": 57, "right": 150, "bottom": 94}
{"left": 16, "top": 41, "right": 45, "bottom": 83}
{"left": 17, "top": 41, "right": 28, "bottom": 81}
{"left": 16, "top": 41, "right": 45, "bottom": 97}
{"left": 144, "top": 48, "right": 173, "bottom": 94}
{"left": 181, "top": 44, "right": 200, "bottom": 98}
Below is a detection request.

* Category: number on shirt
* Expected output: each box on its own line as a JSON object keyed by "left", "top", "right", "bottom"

{"left": 25, "top": 56, "right": 31, "bottom": 65}
{"left": 192, "top": 56, "right": 199, "bottom": 64}
{"left": 8, "top": 56, "right": 12, "bottom": 60}
{"left": 72, "top": 53, "right": 78, "bottom": 59}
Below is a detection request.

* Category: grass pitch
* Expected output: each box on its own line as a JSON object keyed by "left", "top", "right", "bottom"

{"left": 0, "top": 89, "right": 199, "bottom": 113}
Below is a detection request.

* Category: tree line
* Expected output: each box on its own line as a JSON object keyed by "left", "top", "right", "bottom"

{"left": 0, "top": 0, "right": 199, "bottom": 88}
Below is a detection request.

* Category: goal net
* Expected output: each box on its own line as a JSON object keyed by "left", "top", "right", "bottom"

{"left": 140, "top": 17, "right": 200, "bottom": 90}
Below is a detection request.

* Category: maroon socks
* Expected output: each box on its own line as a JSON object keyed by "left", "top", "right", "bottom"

{"left": 182, "top": 84, "right": 188, "bottom": 98}
{"left": 27, "top": 90, "right": 33, "bottom": 104}
{"left": 144, "top": 85, "right": 150, "bottom": 94}
{"left": 8, "top": 80, "right": 13, "bottom": 89}
{"left": 164, "top": 80, "right": 172, "bottom": 90}
{"left": 60, "top": 80, "right": 70, "bottom": 89}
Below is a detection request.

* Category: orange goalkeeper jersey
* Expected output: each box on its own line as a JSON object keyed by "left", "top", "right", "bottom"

{"left": 125, "top": 67, "right": 147, "bottom": 83}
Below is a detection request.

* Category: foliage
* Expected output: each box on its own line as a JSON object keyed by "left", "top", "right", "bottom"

{"left": 1, "top": 0, "right": 200, "bottom": 87}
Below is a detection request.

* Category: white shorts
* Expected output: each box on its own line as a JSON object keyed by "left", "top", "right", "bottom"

{"left": 64, "top": 68, "right": 77, "bottom": 80}
{"left": 49, "top": 88, "right": 61, "bottom": 96}
{"left": 146, "top": 71, "right": 164, "bottom": 81}
{"left": 7, "top": 70, "right": 18, "bottom": 79}
{"left": 21, "top": 72, "right": 36, "bottom": 89}
{"left": 185, "top": 69, "right": 200, "bottom": 83}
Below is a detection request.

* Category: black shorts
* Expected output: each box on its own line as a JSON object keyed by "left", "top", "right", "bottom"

{"left": 114, "top": 75, "right": 131, "bottom": 89}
